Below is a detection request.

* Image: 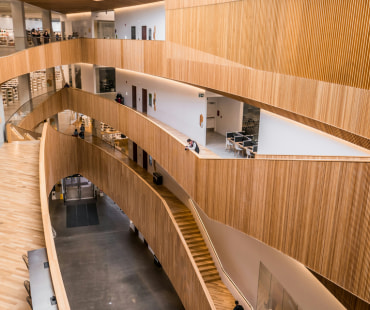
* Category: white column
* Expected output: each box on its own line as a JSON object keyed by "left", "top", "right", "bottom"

{"left": 18, "top": 73, "right": 32, "bottom": 105}
{"left": 46, "top": 68, "right": 56, "bottom": 93}
{"left": 11, "top": 0, "right": 27, "bottom": 51}
{"left": 42, "top": 10, "right": 53, "bottom": 39}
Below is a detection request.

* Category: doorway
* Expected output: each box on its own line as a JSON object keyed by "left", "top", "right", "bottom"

{"left": 143, "top": 150, "right": 148, "bottom": 170}
{"left": 142, "top": 88, "right": 147, "bottom": 114}
{"left": 133, "top": 142, "right": 138, "bottom": 163}
{"left": 132, "top": 85, "right": 137, "bottom": 109}
{"left": 142, "top": 26, "right": 147, "bottom": 40}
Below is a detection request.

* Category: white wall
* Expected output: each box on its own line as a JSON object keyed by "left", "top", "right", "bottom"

{"left": 67, "top": 12, "right": 93, "bottom": 38}
{"left": 115, "top": 2, "right": 165, "bottom": 40}
{"left": 80, "top": 63, "right": 95, "bottom": 93}
{"left": 116, "top": 69, "right": 207, "bottom": 145}
{"left": 92, "top": 11, "right": 115, "bottom": 22}
{"left": 210, "top": 97, "right": 243, "bottom": 135}
{"left": 258, "top": 111, "right": 370, "bottom": 156}
{"left": 195, "top": 204, "right": 345, "bottom": 310}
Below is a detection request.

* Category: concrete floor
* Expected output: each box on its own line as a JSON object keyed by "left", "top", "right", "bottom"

{"left": 49, "top": 195, "right": 184, "bottom": 310}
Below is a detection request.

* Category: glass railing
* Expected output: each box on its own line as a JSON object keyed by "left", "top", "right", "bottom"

{"left": 6, "top": 90, "right": 57, "bottom": 126}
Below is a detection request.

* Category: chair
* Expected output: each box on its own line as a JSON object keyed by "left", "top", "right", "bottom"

{"left": 225, "top": 132, "right": 234, "bottom": 151}
{"left": 234, "top": 143, "right": 245, "bottom": 157}
{"left": 246, "top": 148, "right": 252, "bottom": 158}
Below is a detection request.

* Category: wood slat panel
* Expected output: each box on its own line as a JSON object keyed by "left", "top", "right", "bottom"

{"left": 41, "top": 124, "right": 215, "bottom": 310}
{"left": 166, "top": 0, "right": 370, "bottom": 90}
{"left": 1, "top": 39, "right": 369, "bottom": 149}
{"left": 39, "top": 124, "right": 78, "bottom": 310}
{"left": 22, "top": 88, "right": 370, "bottom": 302}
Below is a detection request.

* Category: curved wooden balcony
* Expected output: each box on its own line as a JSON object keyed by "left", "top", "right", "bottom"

{"left": 40, "top": 123, "right": 239, "bottom": 310}
{"left": 0, "top": 39, "right": 368, "bottom": 149}
{"left": 25, "top": 88, "right": 369, "bottom": 302}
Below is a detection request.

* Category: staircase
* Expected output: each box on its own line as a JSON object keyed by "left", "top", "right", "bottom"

{"left": 171, "top": 205, "right": 236, "bottom": 309}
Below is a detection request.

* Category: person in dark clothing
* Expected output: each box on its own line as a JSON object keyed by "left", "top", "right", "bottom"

{"left": 31, "top": 28, "right": 37, "bottom": 46}
{"left": 43, "top": 30, "right": 50, "bottom": 44}
{"left": 233, "top": 300, "right": 244, "bottom": 310}
{"left": 185, "top": 138, "right": 200, "bottom": 154}
{"left": 36, "top": 29, "right": 41, "bottom": 45}
{"left": 72, "top": 129, "right": 78, "bottom": 137}
{"left": 78, "top": 131, "right": 84, "bottom": 139}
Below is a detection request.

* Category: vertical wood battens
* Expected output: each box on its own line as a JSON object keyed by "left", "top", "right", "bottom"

{"left": 26, "top": 89, "right": 369, "bottom": 302}
{"left": 166, "top": 0, "right": 370, "bottom": 89}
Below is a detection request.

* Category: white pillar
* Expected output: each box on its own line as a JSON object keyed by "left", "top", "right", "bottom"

{"left": 11, "top": 0, "right": 27, "bottom": 51}
{"left": 46, "top": 68, "right": 56, "bottom": 93}
{"left": 18, "top": 74, "right": 32, "bottom": 105}
{"left": 42, "top": 10, "right": 53, "bottom": 38}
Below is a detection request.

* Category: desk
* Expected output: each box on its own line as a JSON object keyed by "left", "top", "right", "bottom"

{"left": 28, "top": 248, "right": 58, "bottom": 310}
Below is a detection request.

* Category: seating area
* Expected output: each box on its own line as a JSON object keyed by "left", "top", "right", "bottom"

{"left": 226, "top": 131, "right": 258, "bottom": 158}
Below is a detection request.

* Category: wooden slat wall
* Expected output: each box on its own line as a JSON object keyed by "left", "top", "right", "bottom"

{"left": 22, "top": 89, "right": 370, "bottom": 302}
{"left": 1, "top": 39, "right": 369, "bottom": 148}
{"left": 39, "top": 124, "right": 78, "bottom": 310}
{"left": 166, "top": 0, "right": 370, "bottom": 90}
{"left": 41, "top": 124, "right": 213, "bottom": 310}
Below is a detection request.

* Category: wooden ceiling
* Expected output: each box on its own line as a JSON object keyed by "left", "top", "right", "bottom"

{"left": 19, "top": 0, "right": 160, "bottom": 14}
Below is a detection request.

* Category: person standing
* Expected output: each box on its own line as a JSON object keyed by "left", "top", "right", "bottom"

{"left": 36, "top": 29, "right": 41, "bottom": 45}
{"left": 31, "top": 28, "right": 37, "bottom": 46}
{"left": 43, "top": 30, "right": 50, "bottom": 44}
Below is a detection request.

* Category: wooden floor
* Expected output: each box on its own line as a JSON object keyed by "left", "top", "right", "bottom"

{"left": 0, "top": 141, "right": 45, "bottom": 310}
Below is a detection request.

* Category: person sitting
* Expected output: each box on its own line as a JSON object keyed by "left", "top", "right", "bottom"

{"left": 72, "top": 129, "right": 78, "bottom": 137}
{"left": 185, "top": 138, "right": 199, "bottom": 154}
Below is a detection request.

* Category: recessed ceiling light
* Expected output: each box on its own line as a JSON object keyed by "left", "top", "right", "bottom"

{"left": 93, "top": 0, "right": 104, "bottom": 2}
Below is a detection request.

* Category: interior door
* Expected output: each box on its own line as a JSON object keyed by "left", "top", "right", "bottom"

{"left": 132, "top": 85, "right": 137, "bottom": 109}
{"left": 142, "top": 88, "right": 147, "bottom": 114}
{"left": 133, "top": 142, "right": 137, "bottom": 163}
{"left": 131, "top": 26, "right": 136, "bottom": 39}
{"left": 143, "top": 150, "right": 148, "bottom": 170}
{"left": 142, "top": 26, "right": 147, "bottom": 40}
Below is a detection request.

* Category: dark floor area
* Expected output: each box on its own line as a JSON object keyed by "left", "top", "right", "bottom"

{"left": 49, "top": 195, "right": 185, "bottom": 310}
